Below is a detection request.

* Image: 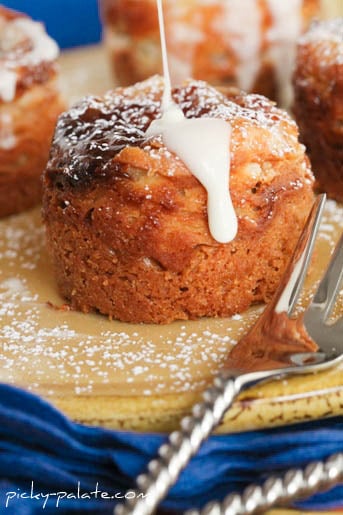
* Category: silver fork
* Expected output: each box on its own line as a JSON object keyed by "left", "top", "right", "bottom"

{"left": 115, "top": 194, "right": 343, "bottom": 515}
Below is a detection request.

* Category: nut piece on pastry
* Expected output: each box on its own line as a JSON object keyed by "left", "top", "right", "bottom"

{"left": 293, "top": 18, "right": 343, "bottom": 203}
{"left": 42, "top": 77, "right": 314, "bottom": 324}
{"left": 0, "top": 6, "right": 65, "bottom": 218}
{"left": 99, "top": 0, "right": 319, "bottom": 106}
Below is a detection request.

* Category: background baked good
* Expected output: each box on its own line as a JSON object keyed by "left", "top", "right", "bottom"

{"left": 0, "top": 6, "right": 65, "bottom": 217}
{"left": 100, "top": 0, "right": 319, "bottom": 106}
{"left": 293, "top": 18, "right": 343, "bottom": 202}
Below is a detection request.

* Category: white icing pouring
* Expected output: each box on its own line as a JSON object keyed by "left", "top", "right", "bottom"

{"left": 0, "top": 112, "right": 16, "bottom": 149}
{"left": 0, "top": 69, "right": 17, "bottom": 103}
{"left": 217, "top": 0, "right": 262, "bottom": 92}
{"left": 146, "top": 0, "right": 237, "bottom": 243}
{"left": 266, "top": 0, "right": 302, "bottom": 107}
{"left": 0, "top": 17, "right": 59, "bottom": 103}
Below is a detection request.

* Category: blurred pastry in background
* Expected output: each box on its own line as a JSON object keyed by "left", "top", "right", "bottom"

{"left": 293, "top": 18, "right": 343, "bottom": 203}
{"left": 99, "top": 0, "right": 319, "bottom": 106}
{"left": 42, "top": 77, "right": 314, "bottom": 324}
{"left": 0, "top": 6, "right": 65, "bottom": 218}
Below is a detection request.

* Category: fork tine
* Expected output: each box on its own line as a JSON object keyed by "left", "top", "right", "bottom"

{"left": 310, "top": 230, "right": 343, "bottom": 320}
{"left": 274, "top": 194, "right": 326, "bottom": 316}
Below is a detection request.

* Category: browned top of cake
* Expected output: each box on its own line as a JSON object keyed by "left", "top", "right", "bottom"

{"left": 46, "top": 76, "right": 306, "bottom": 191}
{"left": 0, "top": 6, "right": 59, "bottom": 102}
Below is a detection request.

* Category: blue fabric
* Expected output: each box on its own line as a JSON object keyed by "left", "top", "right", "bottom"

{"left": 0, "top": 384, "right": 342, "bottom": 513}
{"left": 1, "top": 1, "right": 101, "bottom": 49}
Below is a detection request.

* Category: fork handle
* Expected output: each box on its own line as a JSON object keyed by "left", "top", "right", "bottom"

{"left": 114, "top": 368, "right": 283, "bottom": 515}
{"left": 186, "top": 452, "right": 343, "bottom": 515}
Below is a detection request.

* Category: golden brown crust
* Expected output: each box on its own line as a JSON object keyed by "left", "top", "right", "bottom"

{"left": 100, "top": 0, "right": 319, "bottom": 101}
{"left": 43, "top": 79, "right": 314, "bottom": 324}
{"left": 293, "top": 18, "right": 343, "bottom": 202}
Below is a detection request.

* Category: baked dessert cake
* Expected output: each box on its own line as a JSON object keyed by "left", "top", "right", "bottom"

{"left": 293, "top": 18, "right": 343, "bottom": 203}
{"left": 43, "top": 77, "right": 314, "bottom": 324}
{"left": 0, "top": 6, "right": 65, "bottom": 218}
{"left": 100, "top": 0, "right": 319, "bottom": 106}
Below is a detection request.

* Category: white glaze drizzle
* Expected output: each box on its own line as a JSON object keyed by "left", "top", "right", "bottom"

{"left": 146, "top": 0, "right": 237, "bottom": 243}
{"left": 0, "top": 17, "right": 59, "bottom": 103}
{"left": 216, "top": 0, "right": 262, "bottom": 92}
{"left": 266, "top": 0, "right": 302, "bottom": 107}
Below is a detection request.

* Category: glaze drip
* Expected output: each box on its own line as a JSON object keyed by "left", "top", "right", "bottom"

{"left": 146, "top": 0, "right": 237, "bottom": 243}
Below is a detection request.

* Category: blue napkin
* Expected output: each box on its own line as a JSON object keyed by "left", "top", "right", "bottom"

{"left": 0, "top": 383, "right": 342, "bottom": 514}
